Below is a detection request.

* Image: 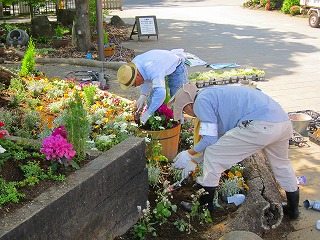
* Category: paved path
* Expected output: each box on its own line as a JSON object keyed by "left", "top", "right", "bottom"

{"left": 110, "top": 0, "right": 320, "bottom": 239}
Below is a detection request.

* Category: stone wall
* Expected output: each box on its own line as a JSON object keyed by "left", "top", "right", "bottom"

{"left": 0, "top": 136, "right": 148, "bottom": 239}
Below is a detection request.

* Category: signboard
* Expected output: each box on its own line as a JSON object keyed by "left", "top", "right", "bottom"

{"left": 130, "top": 16, "right": 159, "bottom": 41}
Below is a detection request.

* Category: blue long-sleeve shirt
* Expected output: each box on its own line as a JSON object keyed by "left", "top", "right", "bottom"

{"left": 132, "top": 49, "right": 181, "bottom": 116}
{"left": 193, "top": 86, "right": 289, "bottom": 153}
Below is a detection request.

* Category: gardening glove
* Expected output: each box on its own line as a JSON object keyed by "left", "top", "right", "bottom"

{"left": 181, "top": 160, "right": 197, "bottom": 179}
{"left": 193, "top": 153, "right": 204, "bottom": 164}
{"left": 140, "top": 111, "right": 151, "bottom": 125}
{"left": 135, "top": 94, "right": 147, "bottom": 111}
{"left": 172, "top": 150, "right": 193, "bottom": 169}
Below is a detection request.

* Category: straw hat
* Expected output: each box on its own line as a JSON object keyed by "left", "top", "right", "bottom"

{"left": 168, "top": 83, "right": 198, "bottom": 122}
{"left": 117, "top": 62, "right": 137, "bottom": 90}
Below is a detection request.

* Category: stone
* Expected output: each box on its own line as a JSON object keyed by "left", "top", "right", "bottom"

{"left": 30, "top": 16, "right": 55, "bottom": 39}
{"left": 110, "top": 15, "right": 126, "bottom": 27}
{"left": 56, "top": 9, "right": 76, "bottom": 26}
{"left": 219, "top": 231, "right": 263, "bottom": 240}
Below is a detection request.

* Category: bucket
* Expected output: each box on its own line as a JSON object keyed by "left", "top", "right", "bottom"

{"left": 137, "top": 124, "right": 181, "bottom": 161}
{"left": 288, "top": 112, "right": 312, "bottom": 136}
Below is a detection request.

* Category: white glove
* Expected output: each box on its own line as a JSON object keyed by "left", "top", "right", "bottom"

{"left": 172, "top": 150, "right": 192, "bottom": 169}
{"left": 193, "top": 154, "right": 204, "bottom": 164}
{"left": 135, "top": 94, "right": 147, "bottom": 111}
{"left": 181, "top": 160, "right": 197, "bottom": 179}
{"left": 140, "top": 111, "right": 151, "bottom": 124}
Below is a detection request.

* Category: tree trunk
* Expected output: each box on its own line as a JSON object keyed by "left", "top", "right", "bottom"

{"left": 29, "top": 5, "right": 34, "bottom": 19}
{"left": 204, "top": 151, "right": 285, "bottom": 239}
{"left": 0, "top": 2, "right": 3, "bottom": 18}
{"left": 75, "top": 0, "right": 91, "bottom": 52}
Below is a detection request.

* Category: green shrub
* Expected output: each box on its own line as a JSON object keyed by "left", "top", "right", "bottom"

{"left": 281, "top": 0, "right": 300, "bottom": 14}
{"left": 20, "top": 37, "right": 36, "bottom": 76}
{"left": 63, "top": 91, "right": 90, "bottom": 161}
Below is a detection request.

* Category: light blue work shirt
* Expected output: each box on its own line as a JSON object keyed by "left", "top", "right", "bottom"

{"left": 193, "top": 86, "right": 290, "bottom": 153}
{"left": 132, "top": 49, "right": 187, "bottom": 116}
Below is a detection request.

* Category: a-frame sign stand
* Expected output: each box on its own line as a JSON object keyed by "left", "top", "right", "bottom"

{"left": 130, "top": 16, "right": 159, "bottom": 41}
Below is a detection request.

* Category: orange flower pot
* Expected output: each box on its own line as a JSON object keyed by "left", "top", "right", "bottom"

{"left": 137, "top": 124, "right": 181, "bottom": 162}
{"left": 104, "top": 46, "right": 115, "bottom": 57}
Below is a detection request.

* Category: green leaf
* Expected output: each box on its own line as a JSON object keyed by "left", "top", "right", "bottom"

{"left": 162, "top": 209, "right": 171, "bottom": 217}
{"left": 171, "top": 204, "right": 177, "bottom": 212}
{"left": 51, "top": 162, "right": 59, "bottom": 171}
{"left": 69, "top": 160, "right": 80, "bottom": 170}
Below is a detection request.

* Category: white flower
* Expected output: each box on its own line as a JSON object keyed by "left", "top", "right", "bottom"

{"left": 131, "top": 122, "right": 138, "bottom": 127}
{"left": 155, "top": 116, "right": 162, "bottom": 121}
{"left": 137, "top": 206, "right": 142, "bottom": 212}
{"left": 0, "top": 145, "right": 6, "bottom": 154}
{"left": 98, "top": 134, "right": 116, "bottom": 142}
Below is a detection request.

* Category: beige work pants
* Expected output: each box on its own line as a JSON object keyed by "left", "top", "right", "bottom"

{"left": 196, "top": 120, "right": 298, "bottom": 192}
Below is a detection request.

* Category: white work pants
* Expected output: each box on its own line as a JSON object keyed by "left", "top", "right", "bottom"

{"left": 196, "top": 120, "right": 298, "bottom": 192}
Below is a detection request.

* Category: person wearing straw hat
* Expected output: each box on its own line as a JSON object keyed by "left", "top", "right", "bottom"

{"left": 117, "top": 49, "right": 188, "bottom": 123}
{"left": 169, "top": 83, "right": 299, "bottom": 219}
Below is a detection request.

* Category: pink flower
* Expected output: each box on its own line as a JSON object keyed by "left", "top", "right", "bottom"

{"left": 40, "top": 134, "right": 76, "bottom": 164}
{"left": 52, "top": 125, "right": 68, "bottom": 139}
{"left": 157, "top": 104, "right": 174, "bottom": 120}
{"left": 0, "top": 130, "right": 9, "bottom": 139}
{"left": 0, "top": 122, "right": 9, "bottom": 139}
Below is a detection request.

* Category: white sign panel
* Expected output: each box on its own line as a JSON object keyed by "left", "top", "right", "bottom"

{"left": 138, "top": 17, "right": 156, "bottom": 35}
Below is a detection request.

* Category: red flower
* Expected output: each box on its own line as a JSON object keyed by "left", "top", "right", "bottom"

{"left": 157, "top": 104, "right": 174, "bottom": 120}
{"left": 0, "top": 122, "right": 4, "bottom": 127}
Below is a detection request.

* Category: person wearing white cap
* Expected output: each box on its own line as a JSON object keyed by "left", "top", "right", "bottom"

{"left": 117, "top": 49, "right": 188, "bottom": 123}
{"left": 169, "top": 83, "right": 299, "bottom": 219}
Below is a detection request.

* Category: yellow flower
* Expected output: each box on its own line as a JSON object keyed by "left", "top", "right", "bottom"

{"left": 235, "top": 171, "right": 242, "bottom": 178}
{"left": 36, "top": 106, "right": 43, "bottom": 111}
{"left": 243, "top": 184, "right": 250, "bottom": 190}
{"left": 106, "top": 109, "right": 113, "bottom": 117}
{"left": 228, "top": 172, "right": 234, "bottom": 179}
{"left": 94, "top": 125, "right": 100, "bottom": 129}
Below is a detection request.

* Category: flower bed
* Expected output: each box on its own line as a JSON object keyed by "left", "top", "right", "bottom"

{"left": 0, "top": 136, "right": 148, "bottom": 239}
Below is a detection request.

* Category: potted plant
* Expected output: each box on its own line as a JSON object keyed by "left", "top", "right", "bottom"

{"left": 228, "top": 69, "right": 239, "bottom": 83}
{"left": 52, "top": 25, "right": 69, "bottom": 48}
{"left": 136, "top": 104, "right": 181, "bottom": 161}
{"left": 103, "top": 29, "right": 115, "bottom": 57}
{"left": 214, "top": 71, "right": 224, "bottom": 85}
